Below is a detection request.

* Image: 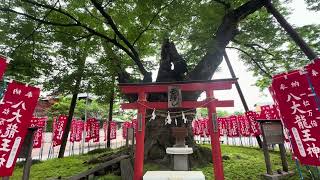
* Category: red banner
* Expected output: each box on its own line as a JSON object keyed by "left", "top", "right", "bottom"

{"left": 272, "top": 69, "right": 320, "bottom": 166}
{"left": 259, "top": 105, "right": 279, "bottom": 120}
{"left": 237, "top": 115, "right": 249, "bottom": 137}
{"left": 0, "top": 56, "right": 9, "bottom": 80}
{"left": 227, "top": 116, "right": 239, "bottom": 137}
{"left": 103, "top": 121, "right": 108, "bottom": 141}
{"left": 202, "top": 118, "right": 210, "bottom": 137}
{"left": 85, "top": 118, "right": 94, "bottom": 142}
{"left": 110, "top": 121, "right": 117, "bottom": 140}
{"left": 122, "top": 121, "right": 131, "bottom": 139}
{"left": 305, "top": 58, "right": 320, "bottom": 95}
{"left": 217, "top": 117, "right": 227, "bottom": 136}
{"left": 30, "top": 117, "right": 47, "bottom": 148}
{"left": 192, "top": 120, "right": 199, "bottom": 135}
{"left": 93, "top": 120, "right": 100, "bottom": 143}
{"left": 245, "top": 111, "right": 261, "bottom": 136}
{"left": 53, "top": 115, "right": 68, "bottom": 147}
{"left": 0, "top": 81, "right": 40, "bottom": 176}
{"left": 69, "top": 119, "right": 77, "bottom": 143}
{"left": 75, "top": 120, "right": 84, "bottom": 142}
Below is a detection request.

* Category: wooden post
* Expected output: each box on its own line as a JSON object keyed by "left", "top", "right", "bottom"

{"left": 223, "top": 51, "right": 249, "bottom": 111}
{"left": 206, "top": 90, "right": 224, "bottom": 180}
{"left": 279, "top": 143, "right": 289, "bottom": 172}
{"left": 263, "top": 0, "right": 318, "bottom": 60}
{"left": 260, "top": 122, "right": 273, "bottom": 175}
{"left": 126, "top": 127, "right": 129, "bottom": 147}
{"left": 22, "top": 127, "right": 37, "bottom": 180}
{"left": 133, "top": 92, "right": 146, "bottom": 180}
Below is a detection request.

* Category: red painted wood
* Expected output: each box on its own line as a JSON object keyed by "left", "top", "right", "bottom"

{"left": 206, "top": 90, "right": 225, "bottom": 180}
{"left": 133, "top": 93, "right": 146, "bottom": 180}
{"left": 121, "top": 100, "right": 234, "bottom": 109}
{"left": 119, "top": 80, "right": 235, "bottom": 94}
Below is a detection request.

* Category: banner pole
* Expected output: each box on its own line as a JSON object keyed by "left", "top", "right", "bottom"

{"left": 295, "top": 158, "right": 304, "bottom": 180}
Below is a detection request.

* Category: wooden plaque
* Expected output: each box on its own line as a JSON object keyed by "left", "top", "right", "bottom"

{"left": 261, "top": 121, "right": 284, "bottom": 145}
{"left": 168, "top": 86, "right": 182, "bottom": 108}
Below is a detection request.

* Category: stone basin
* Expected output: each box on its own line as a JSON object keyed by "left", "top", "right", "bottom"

{"left": 166, "top": 147, "right": 193, "bottom": 155}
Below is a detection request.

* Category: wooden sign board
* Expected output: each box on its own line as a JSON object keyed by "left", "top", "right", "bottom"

{"left": 168, "top": 86, "right": 182, "bottom": 108}
{"left": 260, "top": 120, "right": 284, "bottom": 145}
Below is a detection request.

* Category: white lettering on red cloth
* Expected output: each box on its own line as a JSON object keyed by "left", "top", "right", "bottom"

{"left": 0, "top": 81, "right": 40, "bottom": 176}
{"left": 272, "top": 68, "right": 320, "bottom": 166}
{"left": 52, "top": 115, "right": 67, "bottom": 147}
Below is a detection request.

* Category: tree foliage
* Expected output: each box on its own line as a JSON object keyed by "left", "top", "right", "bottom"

{"left": 0, "top": 0, "right": 318, "bottom": 91}
{"left": 48, "top": 96, "right": 109, "bottom": 119}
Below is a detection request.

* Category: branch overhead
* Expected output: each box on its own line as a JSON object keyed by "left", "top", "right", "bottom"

{"left": 1, "top": 0, "right": 152, "bottom": 82}
{"left": 90, "top": 0, "right": 151, "bottom": 81}
{"left": 188, "top": 0, "right": 264, "bottom": 81}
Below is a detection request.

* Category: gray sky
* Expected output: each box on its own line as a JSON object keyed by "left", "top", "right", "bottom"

{"left": 213, "top": 0, "right": 320, "bottom": 112}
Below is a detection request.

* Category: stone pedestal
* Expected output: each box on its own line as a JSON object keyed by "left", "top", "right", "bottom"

{"left": 166, "top": 147, "right": 193, "bottom": 171}
{"left": 261, "top": 171, "right": 294, "bottom": 180}
{"left": 143, "top": 171, "right": 205, "bottom": 180}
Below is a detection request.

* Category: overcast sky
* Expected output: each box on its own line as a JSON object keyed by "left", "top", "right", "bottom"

{"left": 212, "top": 0, "right": 320, "bottom": 113}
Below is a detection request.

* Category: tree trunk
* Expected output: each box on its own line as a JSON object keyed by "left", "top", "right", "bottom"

{"left": 58, "top": 81, "right": 81, "bottom": 158}
{"left": 107, "top": 75, "right": 115, "bottom": 148}
{"left": 143, "top": 0, "right": 264, "bottom": 161}
{"left": 58, "top": 57, "right": 85, "bottom": 158}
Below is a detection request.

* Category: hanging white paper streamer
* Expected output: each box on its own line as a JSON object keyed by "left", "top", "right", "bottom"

{"left": 175, "top": 118, "right": 177, "bottom": 126}
{"left": 182, "top": 111, "right": 187, "bottom": 124}
{"left": 149, "top": 108, "right": 156, "bottom": 121}
{"left": 165, "top": 111, "right": 172, "bottom": 125}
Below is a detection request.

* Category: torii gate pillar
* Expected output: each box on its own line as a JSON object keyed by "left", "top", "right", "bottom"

{"left": 206, "top": 89, "right": 224, "bottom": 180}
{"left": 134, "top": 92, "right": 147, "bottom": 180}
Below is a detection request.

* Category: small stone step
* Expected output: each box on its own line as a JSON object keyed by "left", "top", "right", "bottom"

{"left": 143, "top": 171, "right": 205, "bottom": 180}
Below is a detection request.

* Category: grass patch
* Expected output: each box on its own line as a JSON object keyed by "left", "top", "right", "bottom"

{"left": 11, "top": 149, "right": 114, "bottom": 180}
{"left": 193, "top": 144, "right": 316, "bottom": 180}
{"left": 11, "top": 145, "right": 319, "bottom": 179}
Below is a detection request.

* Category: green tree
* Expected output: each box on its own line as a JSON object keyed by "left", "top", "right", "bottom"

{"left": 49, "top": 96, "right": 109, "bottom": 119}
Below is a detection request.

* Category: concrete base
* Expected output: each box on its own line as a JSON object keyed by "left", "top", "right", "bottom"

{"left": 261, "top": 171, "right": 294, "bottom": 180}
{"left": 143, "top": 171, "right": 205, "bottom": 180}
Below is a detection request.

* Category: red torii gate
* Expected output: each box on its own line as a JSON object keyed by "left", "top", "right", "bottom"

{"left": 119, "top": 79, "right": 236, "bottom": 180}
